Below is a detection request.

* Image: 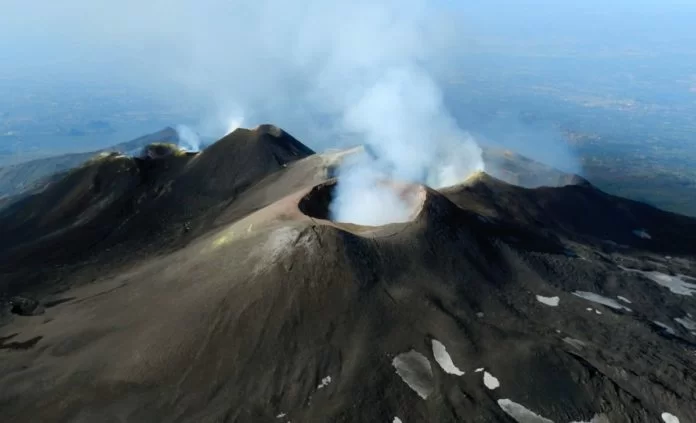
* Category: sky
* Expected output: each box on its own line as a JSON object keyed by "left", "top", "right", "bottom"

{"left": 1, "top": 1, "right": 696, "bottom": 149}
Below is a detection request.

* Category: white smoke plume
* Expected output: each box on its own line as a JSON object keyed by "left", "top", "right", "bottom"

{"left": 174, "top": 125, "right": 202, "bottom": 152}
{"left": 329, "top": 160, "right": 417, "bottom": 226}
{"left": 2, "top": 0, "right": 484, "bottom": 224}
{"left": 331, "top": 66, "right": 483, "bottom": 225}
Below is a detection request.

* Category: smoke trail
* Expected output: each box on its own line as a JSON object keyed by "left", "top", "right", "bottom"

{"left": 12, "top": 0, "right": 485, "bottom": 224}
{"left": 174, "top": 125, "right": 202, "bottom": 152}
{"left": 329, "top": 66, "right": 483, "bottom": 225}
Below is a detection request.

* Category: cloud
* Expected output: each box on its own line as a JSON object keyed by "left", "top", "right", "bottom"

{"left": 1, "top": 0, "right": 486, "bottom": 224}
{"left": 0, "top": 1, "right": 462, "bottom": 141}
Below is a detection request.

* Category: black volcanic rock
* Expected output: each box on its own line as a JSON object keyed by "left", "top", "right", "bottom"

{"left": 442, "top": 172, "right": 696, "bottom": 255}
{"left": 8, "top": 296, "right": 44, "bottom": 316}
{"left": 0, "top": 127, "right": 694, "bottom": 423}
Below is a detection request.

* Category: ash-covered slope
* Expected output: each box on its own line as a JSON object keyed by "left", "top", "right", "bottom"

{"left": 0, "top": 125, "right": 315, "bottom": 296}
{"left": 0, "top": 127, "right": 180, "bottom": 202}
{"left": 443, "top": 172, "right": 696, "bottom": 255}
{"left": 0, "top": 129, "right": 695, "bottom": 423}
{"left": 481, "top": 147, "right": 589, "bottom": 188}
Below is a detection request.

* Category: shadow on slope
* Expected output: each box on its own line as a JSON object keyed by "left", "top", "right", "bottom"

{"left": 0, "top": 127, "right": 179, "bottom": 202}
{"left": 442, "top": 172, "right": 696, "bottom": 256}
{"left": 0, "top": 125, "right": 315, "bottom": 295}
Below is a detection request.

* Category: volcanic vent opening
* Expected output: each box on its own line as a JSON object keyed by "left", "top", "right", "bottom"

{"left": 298, "top": 180, "right": 426, "bottom": 227}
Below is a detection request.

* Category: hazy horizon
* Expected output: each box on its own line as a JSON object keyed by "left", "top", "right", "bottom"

{"left": 1, "top": 0, "right": 696, "bottom": 185}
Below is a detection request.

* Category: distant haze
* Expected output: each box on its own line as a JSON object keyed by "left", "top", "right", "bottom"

{"left": 2, "top": 1, "right": 696, "bottom": 198}
{"left": 2, "top": 0, "right": 694, "bottom": 138}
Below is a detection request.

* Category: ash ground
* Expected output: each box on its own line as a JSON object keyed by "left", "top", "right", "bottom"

{"left": 0, "top": 125, "right": 694, "bottom": 422}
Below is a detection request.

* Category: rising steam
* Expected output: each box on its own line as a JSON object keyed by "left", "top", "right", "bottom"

{"left": 21, "top": 0, "right": 484, "bottom": 225}
{"left": 326, "top": 43, "right": 484, "bottom": 225}
{"left": 175, "top": 125, "right": 202, "bottom": 152}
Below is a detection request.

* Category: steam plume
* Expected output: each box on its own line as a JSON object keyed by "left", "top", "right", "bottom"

{"left": 11, "top": 0, "right": 484, "bottom": 224}
{"left": 175, "top": 125, "right": 202, "bottom": 152}
{"left": 327, "top": 54, "right": 483, "bottom": 225}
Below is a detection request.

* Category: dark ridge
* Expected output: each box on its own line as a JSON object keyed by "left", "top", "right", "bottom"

{"left": 44, "top": 297, "right": 76, "bottom": 308}
{"left": 139, "top": 143, "right": 184, "bottom": 160}
{"left": 0, "top": 127, "right": 179, "bottom": 200}
{"left": 481, "top": 146, "right": 591, "bottom": 188}
{"left": 9, "top": 296, "right": 45, "bottom": 316}
{"left": 443, "top": 172, "right": 696, "bottom": 255}
{"left": 0, "top": 335, "right": 43, "bottom": 351}
{"left": 0, "top": 125, "right": 319, "bottom": 297}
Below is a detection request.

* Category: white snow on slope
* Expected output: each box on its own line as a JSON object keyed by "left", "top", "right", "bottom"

{"left": 654, "top": 321, "right": 677, "bottom": 335}
{"left": 392, "top": 350, "right": 434, "bottom": 400}
{"left": 498, "top": 399, "right": 609, "bottom": 423}
{"left": 633, "top": 229, "right": 651, "bottom": 239}
{"left": 497, "top": 399, "right": 553, "bottom": 423}
{"left": 675, "top": 316, "right": 696, "bottom": 331}
{"left": 563, "top": 337, "right": 587, "bottom": 350}
{"left": 620, "top": 267, "right": 696, "bottom": 296}
{"left": 431, "top": 339, "right": 464, "bottom": 376}
{"left": 536, "top": 295, "right": 560, "bottom": 307}
{"left": 617, "top": 296, "right": 632, "bottom": 304}
{"left": 483, "top": 371, "right": 500, "bottom": 390}
{"left": 662, "top": 412, "right": 680, "bottom": 423}
{"left": 572, "top": 291, "right": 632, "bottom": 311}
{"left": 393, "top": 418, "right": 403, "bottom": 423}
{"left": 317, "top": 375, "right": 332, "bottom": 389}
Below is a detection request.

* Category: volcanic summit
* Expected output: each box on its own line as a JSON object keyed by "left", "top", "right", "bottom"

{"left": 0, "top": 126, "right": 694, "bottom": 423}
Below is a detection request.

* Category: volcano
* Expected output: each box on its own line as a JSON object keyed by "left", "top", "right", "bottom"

{"left": 0, "top": 126, "right": 694, "bottom": 423}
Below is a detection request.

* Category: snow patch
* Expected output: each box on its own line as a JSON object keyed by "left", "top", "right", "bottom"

{"left": 633, "top": 229, "right": 652, "bottom": 239}
{"left": 573, "top": 291, "right": 632, "bottom": 312}
{"left": 392, "top": 350, "right": 434, "bottom": 400}
{"left": 620, "top": 267, "right": 696, "bottom": 296}
{"left": 617, "top": 296, "right": 632, "bottom": 304}
{"left": 317, "top": 376, "right": 332, "bottom": 389}
{"left": 662, "top": 412, "right": 680, "bottom": 423}
{"left": 276, "top": 413, "right": 286, "bottom": 419}
{"left": 563, "top": 337, "right": 587, "bottom": 350}
{"left": 654, "top": 321, "right": 677, "bottom": 335}
{"left": 497, "top": 399, "right": 553, "bottom": 423}
{"left": 475, "top": 368, "right": 484, "bottom": 373}
{"left": 393, "top": 418, "right": 403, "bottom": 423}
{"left": 595, "top": 310, "right": 602, "bottom": 315}
{"left": 675, "top": 316, "right": 696, "bottom": 331}
{"left": 536, "top": 295, "right": 560, "bottom": 307}
{"left": 483, "top": 371, "right": 500, "bottom": 390}
{"left": 431, "top": 339, "right": 464, "bottom": 376}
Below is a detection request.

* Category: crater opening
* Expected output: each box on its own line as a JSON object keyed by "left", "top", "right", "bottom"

{"left": 298, "top": 179, "right": 426, "bottom": 226}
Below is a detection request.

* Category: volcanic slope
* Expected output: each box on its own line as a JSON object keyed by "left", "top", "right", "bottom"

{"left": 0, "top": 128, "right": 695, "bottom": 423}
{"left": 0, "top": 125, "right": 316, "bottom": 296}
{"left": 0, "top": 127, "right": 180, "bottom": 201}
